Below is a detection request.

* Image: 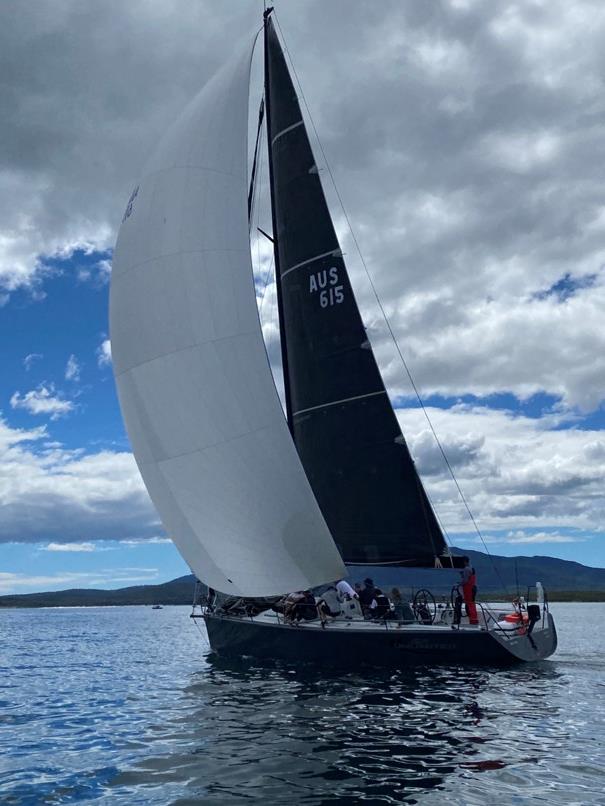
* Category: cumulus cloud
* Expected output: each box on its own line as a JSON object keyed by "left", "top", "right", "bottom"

{"left": 97, "top": 339, "right": 112, "bottom": 368}
{"left": 395, "top": 404, "right": 605, "bottom": 539}
{"left": 64, "top": 354, "right": 80, "bottom": 382}
{"left": 10, "top": 385, "right": 74, "bottom": 420}
{"left": 0, "top": 0, "right": 603, "bottom": 414}
{"left": 44, "top": 541, "right": 96, "bottom": 552}
{"left": 0, "top": 416, "right": 159, "bottom": 544}
{"left": 77, "top": 257, "right": 112, "bottom": 285}
{"left": 247, "top": 1, "right": 605, "bottom": 416}
{"left": 2, "top": 0, "right": 605, "bottom": 560}
{"left": 0, "top": 0, "right": 258, "bottom": 297}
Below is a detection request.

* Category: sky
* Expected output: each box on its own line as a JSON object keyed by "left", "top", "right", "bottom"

{"left": 1, "top": 0, "right": 604, "bottom": 594}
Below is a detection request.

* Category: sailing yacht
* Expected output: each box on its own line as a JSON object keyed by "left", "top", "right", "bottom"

{"left": 110, "top": 10, "right": 557, "bottom": 664}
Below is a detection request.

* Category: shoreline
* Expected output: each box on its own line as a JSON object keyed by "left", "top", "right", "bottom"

{"left": 2, "top": 591, "right": 605, "bottom": 609}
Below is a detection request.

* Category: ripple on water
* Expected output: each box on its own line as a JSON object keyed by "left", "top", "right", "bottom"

{"left": 0, "top": 604, "right": 604, "bottom": 805}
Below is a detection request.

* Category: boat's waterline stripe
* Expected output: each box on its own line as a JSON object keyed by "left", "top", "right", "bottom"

{"left": 282, "top": 249, "right": 340, "bottom": 279}
{"left": 271, "top": 119, "right": 303, "bottom": 146}
{"left": 293, "top": 390, "right": 386, "bottom": 418}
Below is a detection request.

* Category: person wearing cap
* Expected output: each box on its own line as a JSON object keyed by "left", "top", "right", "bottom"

{"left": 359, "top": 578, "right": 377, "bottom": 615}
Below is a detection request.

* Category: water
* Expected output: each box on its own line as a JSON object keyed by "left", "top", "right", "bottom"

{"left": 1, "top": 604, "right": 603, "bottom": 805}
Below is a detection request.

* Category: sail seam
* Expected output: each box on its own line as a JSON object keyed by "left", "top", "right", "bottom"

{"left": 145, "top": 164, "right": 246, "bottom": 181}
{"left": 293, "top": 390, "right": 386, "bottom": 417}
{"left": 114, "top": 329, "right": 260, "bottom": 378}
{"left": 147, "top": 422, "right": 283, "bottom": 468}
{"left": 271, "top": 119, "right": 303, "bottom": 145}
{"left": 114, "top": 248, "right": 249, "bottom": 281}
{"left": 281, "top": 248, "right": 340, "bottom": 279}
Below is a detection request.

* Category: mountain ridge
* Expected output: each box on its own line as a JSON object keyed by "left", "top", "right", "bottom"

{"left": 1, "top": 549, "right": 604, "bottom": 607}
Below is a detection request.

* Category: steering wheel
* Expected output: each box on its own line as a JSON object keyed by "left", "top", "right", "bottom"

{"left": 450, "top": 585, "right": 462, "bottom": 609}
{"left": 412, "top": 589, "right": 436, "bottom": 625}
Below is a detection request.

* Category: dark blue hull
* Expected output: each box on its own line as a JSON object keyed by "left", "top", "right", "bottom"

{"left": 203, "top": 613, "right": 557, "bottom": 667}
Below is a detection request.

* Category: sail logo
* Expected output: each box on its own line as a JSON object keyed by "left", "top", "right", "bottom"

{"left": 309, "top": 267, "right": 344, "bottom": 308}
{"left": 122, "top": 185, "right": 139, "bottom": 222}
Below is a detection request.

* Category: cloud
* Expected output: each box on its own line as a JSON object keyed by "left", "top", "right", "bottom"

{"left": 0, "top": 0, "right": 258, "bottom": 298}
{"left": 1, "top": 0, "right": 604, "bottom": 563}
{"left": 44, "top": 541, "right": 96, "bottom": 552}
{"left": 77, "top": 257, "right": 112, "bottom": 285}
{"left": 10, "top": 385, "right": 74, "bottom": 419}
{"left": 97, "top": 339, "right": 112, "bottom": 368}
{"left": 395, "top": 403, "right": 605, "bottom": 538}
{"left": 64, "top": 354, "right": 80, "bottom": 382}
{"left": 0, "top": 0, "right": 603, "bottom": 415}
{"left": 23, "top": 353, "right": 43, "bottom": 371}
{"left": 499, "top": 531, "right": 587, "bottom": 545}
{"left": 121, "top": 536, "right": 172, "bottom": 546}
{"left": 0, "top": 416, "right": 159, "bottom": 544}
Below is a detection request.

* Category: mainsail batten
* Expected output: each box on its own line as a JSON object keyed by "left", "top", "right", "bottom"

{"left": 110, "top": 38, "right": 345, "bottom": 597}
{"left": 265, "top": 18, "right": 447, "bottom": 566}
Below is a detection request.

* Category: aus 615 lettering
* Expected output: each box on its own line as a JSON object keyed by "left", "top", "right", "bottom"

{"left": 309, "top": 267, "right": 345, "bottom": 308}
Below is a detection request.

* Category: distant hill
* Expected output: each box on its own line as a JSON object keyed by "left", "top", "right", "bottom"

{"left": 0, "top": 575, "right": 196, "bottom": 608}
{"left": 454, "top": 547, "right": 605, "bottom": 593}
{"left": 349, "top": 548, "right": 605, "bottom": 597}
{"left": 1, "top": 550, "right": 604, "bottom": 607}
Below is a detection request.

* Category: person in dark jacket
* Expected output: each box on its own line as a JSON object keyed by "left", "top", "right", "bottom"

{"left": 292, "top": 590, "right": 317, "bottom": 623}
{"left": 371, "top": 589, "right": 390, "bottom": 619}
{"left": 359, "top": 578, "right": 376, "bottom": 615}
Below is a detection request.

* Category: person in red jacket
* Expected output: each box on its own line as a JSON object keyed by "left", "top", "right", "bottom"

{"left": 460, "top": 556, "right": 479, "bottom": 625}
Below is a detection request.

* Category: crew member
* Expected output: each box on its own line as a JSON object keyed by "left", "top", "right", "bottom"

{"left": 359, "top": 578, "right": 376, "bottom": 615}
{"left": 460, "top": 556, "right": 478, "bottom": 625}
{"left": 336, "top": 578, "right": 361, "bottom": 618}
{"left": 336, "top": 579, "right": 358, "bottom": 601}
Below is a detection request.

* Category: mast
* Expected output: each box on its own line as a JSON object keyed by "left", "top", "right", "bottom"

{"left": 263, "top": 7, "right": 294, "bottom": 431}
{"left": 247, "top": 98, "right": 265, "bottom": 227}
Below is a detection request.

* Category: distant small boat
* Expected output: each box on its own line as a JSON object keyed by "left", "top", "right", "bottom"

{"left": 110, "top": 9, "right": 557, "bottom": 665}
{"left": 152, "top": 604, "right": 163, "bottom": 610}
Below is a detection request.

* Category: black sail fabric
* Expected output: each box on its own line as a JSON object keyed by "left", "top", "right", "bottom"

{"left": 264, "top": 17, "right": 446, "bottom": 565}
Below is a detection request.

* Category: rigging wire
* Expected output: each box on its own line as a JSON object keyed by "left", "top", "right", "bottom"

{"left": 273, "top": 13, "right": 508, "bottom": 593}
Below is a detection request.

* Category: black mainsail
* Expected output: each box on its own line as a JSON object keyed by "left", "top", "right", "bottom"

{"left": 264, "top": 15, "right": 450, "bottom": 567}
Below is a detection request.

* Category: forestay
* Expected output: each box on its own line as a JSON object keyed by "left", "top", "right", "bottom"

{"left": 110, "top": 38, "right": 345, "bottom": 597}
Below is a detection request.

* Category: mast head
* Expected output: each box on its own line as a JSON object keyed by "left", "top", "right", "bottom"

{"left": 263, "top": 6, "right": 274, "bottom": 21}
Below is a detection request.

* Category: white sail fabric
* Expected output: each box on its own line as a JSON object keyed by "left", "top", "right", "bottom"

{"left": 110, "top": 38, "right": 345, "bottom": 597}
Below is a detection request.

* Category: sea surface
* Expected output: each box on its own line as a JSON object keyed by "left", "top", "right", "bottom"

{"left": 1, "top": 603, "right": 603, "bottom": 805}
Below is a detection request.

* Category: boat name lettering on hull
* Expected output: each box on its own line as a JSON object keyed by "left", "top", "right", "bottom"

{"left": 309, "top": 267, "right": 344, "bottom": 308}
{"left": 392, "top": 638, "right": 457, "bottom": 652}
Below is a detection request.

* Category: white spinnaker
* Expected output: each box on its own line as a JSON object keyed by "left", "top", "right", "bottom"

{"left": 110, "top": 38, "right": 346, "bottom": 596}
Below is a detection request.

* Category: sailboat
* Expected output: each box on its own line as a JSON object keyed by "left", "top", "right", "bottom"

{"left": 110, "top": 10, "right": 557, "bottom": 665}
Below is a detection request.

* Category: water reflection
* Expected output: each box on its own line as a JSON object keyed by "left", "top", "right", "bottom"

{"left": 157, "top": 656, "right": 565, "bottom": 804}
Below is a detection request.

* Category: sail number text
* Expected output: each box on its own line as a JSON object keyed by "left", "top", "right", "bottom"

{"left": 309, "top": 267, "right": 344, "bottom": 308}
